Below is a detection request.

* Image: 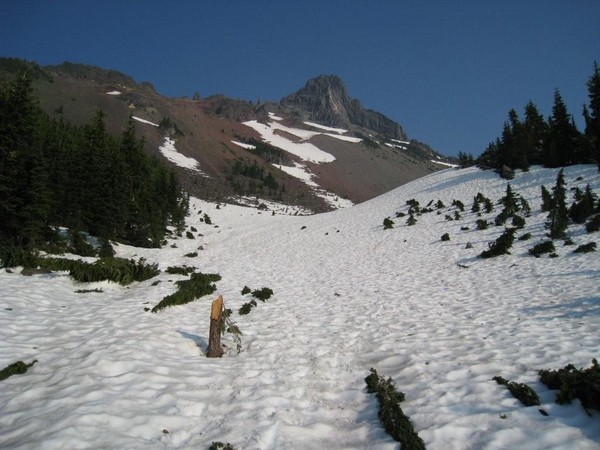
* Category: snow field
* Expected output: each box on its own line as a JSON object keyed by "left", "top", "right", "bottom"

{"left": 1, "top": 165, "right": 599, "bottom": 449}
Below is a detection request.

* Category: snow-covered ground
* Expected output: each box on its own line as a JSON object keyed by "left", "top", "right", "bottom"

{"left": 132, "top": 116, "right": 159, "bottom": 127}
{"left": 159, "top": 137, "right": 208, "bottom": 176}
{"left": 1, "top": 165, "right": 599, "bottom": 449}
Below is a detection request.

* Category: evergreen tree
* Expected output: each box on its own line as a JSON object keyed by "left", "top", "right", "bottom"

{"left": 583, "top": 62, "right": 600, "bottom": 170}
{"left": 546, "top": 169, "right": 569, "bottom": 239}
{"left": 522, "top": 101, "right": 547, "bottom": 166}
{"left": 541, "top": 185, "right": 553, "bottom": 212}
{"left": 0, "top": 72, "right": 51, "bottom": 248}
{"left": 545, "top": 90, "right": 582, "bottom": 167}
{"left": 569, "top": 183, "right": 597, "bottom": 223}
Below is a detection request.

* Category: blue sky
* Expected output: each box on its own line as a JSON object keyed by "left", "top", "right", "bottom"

{"left": 2, "top": 1, "right": 599, "bottom": 156}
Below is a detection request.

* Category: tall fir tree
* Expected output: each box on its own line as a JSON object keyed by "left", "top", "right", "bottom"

{"left": 545, "top": 90, "right": 581, "bottom": 167}
{"left": 583, "top": 62, "right": 600, "bottom": 170}
{"left": 546, "top": 169, "right": 569, "bottom": 239}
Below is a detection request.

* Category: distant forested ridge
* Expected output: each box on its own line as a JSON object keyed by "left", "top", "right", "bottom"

{"left": 0, "top": 72, "right": 188, "bottom": 252}
{"left": 458, "top": 62, "right": 600, "bottom": 172}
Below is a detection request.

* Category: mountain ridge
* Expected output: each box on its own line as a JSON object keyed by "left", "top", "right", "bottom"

{"left": 0, "top": 58, "right": 452, "bottom": 213}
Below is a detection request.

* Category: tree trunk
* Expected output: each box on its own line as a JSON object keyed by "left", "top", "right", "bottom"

{"left": 206, "top": 295, "right": 224, "bottom": 357}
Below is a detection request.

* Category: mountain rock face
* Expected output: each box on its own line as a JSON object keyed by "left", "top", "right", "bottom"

{"left": 281, "top": 75, "right": 407, "bottom": 140}
{"left": 0, "top": 59, "right": 451, "bottom": 214}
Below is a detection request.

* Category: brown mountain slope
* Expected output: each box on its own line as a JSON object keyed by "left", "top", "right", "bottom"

{"left": 2, "top": 59, "right": 452, "bottom": 213}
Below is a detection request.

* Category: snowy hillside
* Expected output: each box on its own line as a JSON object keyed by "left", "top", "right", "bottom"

{"left": 1, "top": 165, "right": 599, "bottom": 449}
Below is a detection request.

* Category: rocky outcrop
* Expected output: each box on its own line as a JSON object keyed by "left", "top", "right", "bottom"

{"left": 280, "top": 75, "right": 406, "bottom": 140}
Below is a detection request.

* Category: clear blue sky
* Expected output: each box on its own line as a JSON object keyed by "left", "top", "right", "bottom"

{"left": 2, "top": 1, "right": 599, "bottom": 157}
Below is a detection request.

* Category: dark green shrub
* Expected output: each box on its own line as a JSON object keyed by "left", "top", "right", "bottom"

{"left": 436, "top": 200, "right": 445, "bottom": 209}
{"left": 483, "top": 198, "right": 494, "bottom": 213}
{"left": 186, "top": 231, "right": 194, "bottom": 239}
{"left": 452, "top": 199, "right": 465, "bottom": 211}
{"left": 441, "top": 233, "right": 450, "bottom": 241}
{"left": 241, "top": 285, "right": 251, "bottom": 295}
{"left": 383, "top": 218, "right": 394, "bottom": 229}
{"left": 476, "top": 219, "right": 489, "bottom": 230}
{"left": 539, "top": 359, "right": 600, "bottom": 411}
{"left": 203, "top": 213, "right": 212, "bottom": 225}
{"left": 0, "top": 360, "right": 37, "bottom": 381}
{"left": 406, "top": 198, "right": 420, "bottom": 209}
{"left": 529, "top": 241, "right": 555, "bottom": 257}
{"left": 512, "top": 215, "right": 526, "bottom": 229}
{"left": 239, "top": 300, "right": 257, "bottom": 315}
{"left": 69, "top": 230, "right": 97, "bottom": 256}
{"left": 151, "top": 272, "right": 221, "bottom": 312}
{"left": 98, "top": 239, "right": 115, "bottom": 257}
{"left": 406, "top": 214, "right": 417, "bottom": 226}
{"left": 166, "top": 265, "right": 196, "bottom": 275}
{"left": 518, "top": 232, "right": 532, "bottom": 241}
{"left": 493, "top": 376, "right": 540, "bottom": 406}
{"left": 573, "top": 242, "right": 596, "bottom": 253}
{"left": 252, "top": 287, "right": 274, "bottom": 301}
{"left": 36, "top": 256, "right": 159, "bottom": 285}
{"left": 209, "top": 442, "right": 234, "bottom": 450}
{"left": 569, "top": 184, "right": 596, "bottom": 224}
{"left": 395, "top": 211, "right": 406, "bottom": 218}
{"left": 184, "top": 252, "right": 198, "bottom": 258}
{"left": 480, "top": 228, "right": 515, "bottom": 258}
{"left": 586, "top": 214, "right": 600, "bottom": 233}
{"left": 365, "top": 368, "right": 425, "bottom": 450}
{"left": 0, "top": 247, "right": 38, "bottom": 268}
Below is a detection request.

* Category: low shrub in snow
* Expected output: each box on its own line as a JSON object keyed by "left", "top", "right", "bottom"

{"left": 383, "top": 218, "right": 394, "bottom": 229}
{"left": 252, "top": 287, "right": 274, "bottom": 301}
{"left": 209, "top": 442, "right": 234, "bottom": 450}
{"left": 493, "top": 376, "right": 540, "bottom": 407}
{"left": 586, "top": 214, "right": 600, "bottom": 233}
{"left": 0, "top": 359, "right": 37, "bottom": 381}
{"left": 241, "top": 285, "right": 251, "bottom": 295}
{"left": 166, "top": 265, "right": 196, "bottom": 275}
{"left": 441, "top": 233, "right": 450, "bottom": 241}
{"left": 476, "top": 219, "right": 489, "bottom": 230}
{"left": 539, "top": 359, "right": 600, "bottom": 412}
{"left": 364, "top": 368, "right": 425, "bottom": 450}
{"left": 518, "top": 232, "right": 532, "bottom": 241}
{"left": 184, "top": 252, "right": 198, "bottom": 258}
{"left": 480, "top": 228, "right": 515, "bottom": 258}
{"left": 151, "top": 272, "right": 221, "bottom": 312}
{"left": 528, "top": 241, "right": 556, "bottom": 257}
{"left": 185, "top": 231, "right": 195, "bottom": 239}
{"left": 573, "top": 242, "right": 596, "bottom": 253}
{"left": 38, "top": 256, "right": 159, "bottom": 285}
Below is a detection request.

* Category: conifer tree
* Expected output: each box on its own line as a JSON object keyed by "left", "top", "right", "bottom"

{"left": 583, "top": 62, "right": 600, "bottom": 170}
{"left": 541, "top": 185, "right": 553, "bottom": 212}
{"left": 546, "top": 169, "right": 569, "bottom": 239}
{"left": 545, "top": 90, "right": 581, "bottom": 167}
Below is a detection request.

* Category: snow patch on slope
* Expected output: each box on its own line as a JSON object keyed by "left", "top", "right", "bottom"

{"left": 132, "top": 116, "right": 159, "bottom": 127}
{"left": 159, "top": 137, "right": 208, "bottom": 175}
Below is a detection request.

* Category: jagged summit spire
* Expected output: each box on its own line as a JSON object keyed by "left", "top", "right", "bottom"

{"left": 281, "top": 74, "right": 406, "bottom": 140}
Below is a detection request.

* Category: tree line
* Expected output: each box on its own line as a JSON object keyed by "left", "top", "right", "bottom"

{"left": 0, "top": 73, "right": 188, "bottom": 253}
{"left": 459, "top": 63, "right": 600, "bottom": 171}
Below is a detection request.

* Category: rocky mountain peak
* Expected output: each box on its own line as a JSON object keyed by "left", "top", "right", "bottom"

{"left": 280, "top": 74, "right": 406, "bottom": 140}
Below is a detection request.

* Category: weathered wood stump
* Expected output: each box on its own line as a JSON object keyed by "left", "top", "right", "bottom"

{"left": 206, "top": 295, "right": 224, "bottom": 357}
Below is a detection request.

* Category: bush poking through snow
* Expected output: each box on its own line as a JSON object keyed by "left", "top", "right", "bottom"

{"left": 0, "top": 360, "right": 37, "bottom": 381}
{"left": 476, "top": 219, "right": 489, "bottom": 230}
{"left": 151, "top": 272, "right": 221, "bottom": 312}
{"left": 539, "top": 359, "right": 600, "bottom": 412}
{"left": 239, "top": 287, "right": 273, "bottom": 315}
{"left": 166, "top": 265, "right": 196, "bottom": 275}
{"left": 184, "top": 252, "right": 198, "bottom": 258}
{"left": 209, "top": 442, "right": 235, "bottom": 450}
{"left": 364, "top": 368, "right": 425, "bottom": 450}
{"left": 37, "top": 257, "right": 159, "bottom": 285}
{"left": 528, "top": 241, "right": 556, "bottom": 257}
{"left": 480, "top": 228, "right": 516, "bottom": 258}
{"left": 493, "top": 376, "right": 540, "bottom": 407}
{"left": 252, "top": 287, "right": 274, "bottom": 301}
{"left": 573, "top": 242, "right": 597, "bottom": 253}
{"left": 586, "top": 214, "right": 600, "bottom": 233}
{"left": 383, "top": 218, "right": 394, "bottom": 229}
{"left": 441, "top": 233, "right": 450, "bottom": 241}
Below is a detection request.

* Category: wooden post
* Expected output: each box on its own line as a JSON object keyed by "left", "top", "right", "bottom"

{"left": 206, "top": 295, "right": 224, "bottom": 357}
